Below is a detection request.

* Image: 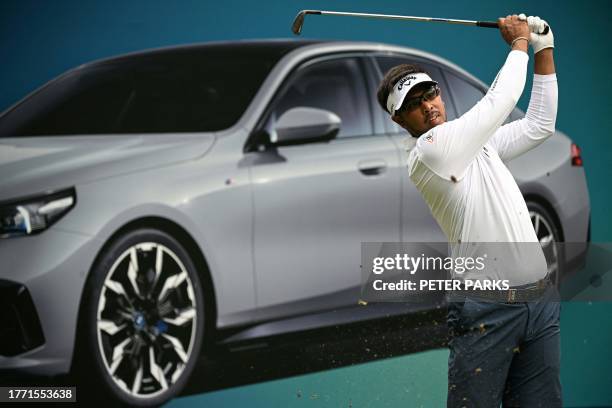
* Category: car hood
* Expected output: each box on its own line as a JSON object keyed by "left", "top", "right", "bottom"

{"left": 0, "top": 133, "right": 215, "bottom": 201}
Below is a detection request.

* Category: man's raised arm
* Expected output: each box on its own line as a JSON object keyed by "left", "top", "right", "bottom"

{"left": 416, "top": 14, "right": 531, "bottom": 180}
{"left": 491, "top": 18, "right": 558, "bottom": 162}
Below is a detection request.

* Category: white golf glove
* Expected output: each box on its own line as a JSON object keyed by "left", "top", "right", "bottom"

{"left": 519, "top": 14, "right": 554, "bottom": 54}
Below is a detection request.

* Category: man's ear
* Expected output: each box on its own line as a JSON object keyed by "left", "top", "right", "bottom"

{"left": 392, "top": 113, "right": 418, "bottom": 137}
{"left": 391, "top": 114, "right": 404, "bottom": 128}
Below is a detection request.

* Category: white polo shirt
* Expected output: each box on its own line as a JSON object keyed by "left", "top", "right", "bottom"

{"left": 406, "top": 50, "right": 558, "bottom": 285}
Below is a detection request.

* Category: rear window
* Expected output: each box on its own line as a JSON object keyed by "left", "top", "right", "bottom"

{"left": 0, "top": 47, "right": 281, "bottom": 136}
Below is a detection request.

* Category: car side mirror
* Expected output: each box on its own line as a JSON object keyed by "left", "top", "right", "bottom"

{"left": 272, "top": 107, "right": 341, "bottom": 146}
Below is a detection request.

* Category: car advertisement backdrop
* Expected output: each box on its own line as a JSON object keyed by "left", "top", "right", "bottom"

{"left": 1, "top": 0, "right": 610, "bottom": 407}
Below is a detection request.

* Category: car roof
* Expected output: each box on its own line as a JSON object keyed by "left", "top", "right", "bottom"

{"left": 75, "top": 38, "right": 483, "bottom": 88}
{"left": 79, "top": 39, "right": 327, "bottom": 69}
{"left": 288, "top": 40, "right": 485, "bottom": 87}
{"left": 65, "top": 38, "right": 476, "bottom": 82}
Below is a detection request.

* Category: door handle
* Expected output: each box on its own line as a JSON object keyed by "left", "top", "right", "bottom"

{"left": 358, "top": 159, "right": 387, "bottom": 176}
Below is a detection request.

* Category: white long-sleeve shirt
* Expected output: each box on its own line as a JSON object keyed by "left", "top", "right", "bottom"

{"left": 407, "top": 50, "right": 558, "bottom": 284}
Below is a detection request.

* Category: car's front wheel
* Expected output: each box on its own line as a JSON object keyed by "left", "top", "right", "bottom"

{"left": 74, "top": 228, "right": 204, "bottom": 406}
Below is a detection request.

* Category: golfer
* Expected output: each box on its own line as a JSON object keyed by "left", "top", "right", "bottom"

{"left": 376, "top": 14, "right": 560, "bottom": 407}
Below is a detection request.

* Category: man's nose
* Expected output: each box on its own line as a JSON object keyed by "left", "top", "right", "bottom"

{"left": 421, "top": 99, "right": 434, "bottom": 111}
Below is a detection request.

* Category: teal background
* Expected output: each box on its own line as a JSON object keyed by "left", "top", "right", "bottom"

{"left": 1, "top": 0, "right": 611, "bottom": 406}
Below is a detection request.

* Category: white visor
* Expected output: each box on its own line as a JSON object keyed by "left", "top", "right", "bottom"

{"left": 386, "top": 72, "right": 437, "bottom": 115}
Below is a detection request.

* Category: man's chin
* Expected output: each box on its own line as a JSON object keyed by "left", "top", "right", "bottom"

{"left": 422, "top": 120, "right": 443, "bottom": 134}
{"left": 410, "top": 119, "right": 445, "bottom": 137}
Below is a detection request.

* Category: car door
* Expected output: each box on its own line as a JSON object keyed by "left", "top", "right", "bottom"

{"left": 247, "top": 55, "right": 402, "bottom": 320}
{"left": 372, "top": 54, "right": 450, "bottom": 243}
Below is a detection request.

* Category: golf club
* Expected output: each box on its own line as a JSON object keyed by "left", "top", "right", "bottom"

{"left": 291, "top": 10, "right": 549, "bottom": 35}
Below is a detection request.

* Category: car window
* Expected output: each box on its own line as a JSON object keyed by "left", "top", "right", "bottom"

{"left": 0, "top": 48, "right": 281, "bottom": 136}
{"left": 444, "top": 70, "right": 486, "bottom": 116}
{"left": 375, "top": 56, "right": 456, "bottom": 133}
{"left": 271, "top": 57, "right": 372, "bottom": 139}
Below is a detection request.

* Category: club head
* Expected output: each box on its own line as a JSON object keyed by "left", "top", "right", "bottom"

{"left": 291, "top": 10, "right": 321, "bottom": 35}
{"left": 291, "top": 10, "right": 306, "bottom": 35}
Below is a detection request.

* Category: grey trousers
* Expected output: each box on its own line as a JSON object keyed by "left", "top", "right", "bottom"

{"left": 447, "top": 287, "right": 562, "bottom": 407}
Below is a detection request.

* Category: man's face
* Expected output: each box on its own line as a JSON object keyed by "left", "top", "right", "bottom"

{"left": 392, "top": 84, "right": 446, "bottom": 136}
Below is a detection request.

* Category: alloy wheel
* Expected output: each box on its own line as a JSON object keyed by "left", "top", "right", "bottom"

{"left": 96, "top": 242, "right": 198, "bottom": 399}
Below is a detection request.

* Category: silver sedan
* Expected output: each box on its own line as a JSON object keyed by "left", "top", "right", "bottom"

{"left": 0, "top": 40, "right": 590, "bottom": 406}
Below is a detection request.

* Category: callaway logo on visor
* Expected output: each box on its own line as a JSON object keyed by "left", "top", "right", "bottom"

{"left": 397, "top": 75, "right": 417, "bottom": 91}
{"left": 386, "top": 72, "right": 438, "bottom": 115}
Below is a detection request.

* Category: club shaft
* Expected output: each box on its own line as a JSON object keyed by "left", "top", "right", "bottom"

{"left": 291, "top": 9, "right": 525, "bottom": 35}
{"left": 318, "top": 10, "right": 481, "bottom": 27}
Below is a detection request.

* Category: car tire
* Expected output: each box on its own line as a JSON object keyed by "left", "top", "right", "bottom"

{"left": 527, "top": 201, "right": 563, "bottom": 287}
{"left": 73, "top": 228, "right": 205, "bottom": 406}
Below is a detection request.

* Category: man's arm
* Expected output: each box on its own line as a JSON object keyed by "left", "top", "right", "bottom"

{"left": 490, "top": 33, "right": 557, "bottom": 162}
{"left": 535, "top": 48, "right": 555, "bottom": 75}
{"left": 416, "top": 15, "right": 530, "bottom": 181}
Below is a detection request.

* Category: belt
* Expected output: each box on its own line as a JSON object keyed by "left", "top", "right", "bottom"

{"left": 451, "top": 277, "right": 551, "bottom": 303}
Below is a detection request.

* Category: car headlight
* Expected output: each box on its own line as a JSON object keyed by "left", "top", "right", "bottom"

{"left": 0, "top": 188, "right": 76, "bottom": 238}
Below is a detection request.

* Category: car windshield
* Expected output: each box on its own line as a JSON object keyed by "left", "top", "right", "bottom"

{"left": 0, "top": 44, "right": 284, "bottom": 136}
